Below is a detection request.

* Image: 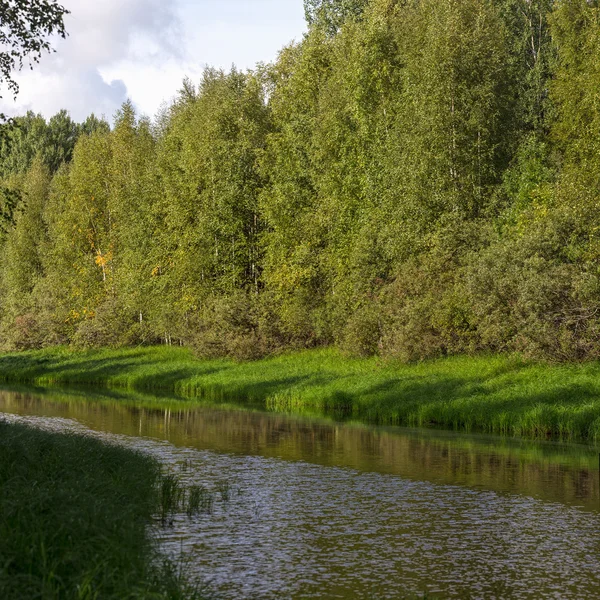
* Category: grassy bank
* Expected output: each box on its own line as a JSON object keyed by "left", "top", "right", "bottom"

{"left": 0, "top": 420, "right": 196, "bottom": 599}
{"left": 1, "top": 346, "right": 600, "bottom": 443}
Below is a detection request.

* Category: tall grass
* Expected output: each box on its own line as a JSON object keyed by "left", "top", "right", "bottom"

{"left": 186, "top": 485, "right": 214, "bottom": 516}
{"left": 159, "top": 474, "right": 185, "bottom": 525}
{"left": 0, "top": 420, "right": 199, "bottom": 599}
{"left": 2, "top": 346, "right": 600, "bottom": 442}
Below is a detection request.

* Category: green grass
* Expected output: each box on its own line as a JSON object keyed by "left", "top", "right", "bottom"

{"left": 2, "top": 346, "right": 600, "bottom": 443}
{"left": 0, "top": 420, "right": 198, "bottom": 599}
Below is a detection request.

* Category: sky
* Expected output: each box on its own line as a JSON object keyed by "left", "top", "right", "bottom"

{"left": 0, "top": 0, "right": 307, "bottom": 123}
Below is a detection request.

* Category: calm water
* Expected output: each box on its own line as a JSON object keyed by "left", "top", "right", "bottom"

{"left": 1, "top": 387, "right": 599, "bottom": 599}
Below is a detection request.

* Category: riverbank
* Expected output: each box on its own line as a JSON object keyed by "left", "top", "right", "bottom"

{"left": 0, "top": 419, "right": 197, "bottom": 599}
{"left": 1, "top": 346, "right": 600, "bottom": 443}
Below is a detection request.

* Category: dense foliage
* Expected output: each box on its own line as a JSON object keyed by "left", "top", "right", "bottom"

{"left": 1, "top": 0, "right": 600, "bottom": 362}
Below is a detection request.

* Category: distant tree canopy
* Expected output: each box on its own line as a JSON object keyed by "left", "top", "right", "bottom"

{"left": 0, "top": 0, "right": 69, "bottom": 99}
{"left": 0, "top": 111, "right": 109, "bottom": 178}
{"left": 2, "top": 0, "right": 600, "bottom": 362}
{"left": 0, "top": 110, "right": 108, "bottom": 251}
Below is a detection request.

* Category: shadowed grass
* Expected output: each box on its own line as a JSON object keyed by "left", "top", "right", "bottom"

{"left": 0, "top": 420, "right": 199, "bottom": 599}
{"left": 2, "top": 346, "right": 600, "bottom": 442}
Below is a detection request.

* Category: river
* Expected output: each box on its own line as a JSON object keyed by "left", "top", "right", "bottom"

{"left": 1, "top": 386, "right": 599, "bottom": 599}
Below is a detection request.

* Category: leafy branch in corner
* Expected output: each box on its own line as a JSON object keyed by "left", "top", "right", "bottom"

{"left": 0, "top": 0, "right": 70, "bottom": 100}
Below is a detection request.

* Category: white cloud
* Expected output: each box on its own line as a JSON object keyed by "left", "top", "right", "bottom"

{"left": 0, "top": 0, "right": 306, "bottom": 124}
{"left": 61, "top": 0, "right": 183, "bottom": 67}
{"left": 7, "top": 69, "right": 127, "bottom": 122}
{"left": 0, "top": 0, "right": 184, "bottom": 122}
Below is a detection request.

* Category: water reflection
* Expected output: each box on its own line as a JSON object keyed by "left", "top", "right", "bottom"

{"left": 0, "top": 387, "right": 598, "bottom": 511}
{"left": 3, "top": 395, "right": 600, "bottom": 599}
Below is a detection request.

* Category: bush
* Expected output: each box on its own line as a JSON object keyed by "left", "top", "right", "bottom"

{"left": 376, "top": 218, "right": 485, "bottom": 361}
{"left": 463, "top": 222, "right": 600, "bottom": 361}
{"left": 338, "top": 300, "right": 383, "bottom": 357}
{"left": 72, "top": 297, "right": 149, "bottom": 349}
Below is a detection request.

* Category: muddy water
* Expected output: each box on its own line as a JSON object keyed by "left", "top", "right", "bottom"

{"left": 1, "top": 387, "right": 599, "bottom": 599}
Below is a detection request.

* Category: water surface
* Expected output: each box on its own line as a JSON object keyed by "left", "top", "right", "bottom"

{"left": 1, "top": 387, "right": 599, "bottom": 599}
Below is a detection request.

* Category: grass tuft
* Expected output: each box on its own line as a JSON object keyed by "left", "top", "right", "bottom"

{"left": 159, "top": 474, "right": 185, "bottom": 525}
{"left": 216, "top": 481, "right": 232, "bottom": 502}
{"left": 186, "top": 485, "right": 214, "bottom": 517}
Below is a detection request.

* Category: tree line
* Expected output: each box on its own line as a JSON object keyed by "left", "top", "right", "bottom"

{"left": 1, "top": 0, "right": 599, "bottom": 361}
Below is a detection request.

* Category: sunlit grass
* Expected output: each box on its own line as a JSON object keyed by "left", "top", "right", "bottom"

{"left": 2, "top": 346, "right": 600, "bottom": 442}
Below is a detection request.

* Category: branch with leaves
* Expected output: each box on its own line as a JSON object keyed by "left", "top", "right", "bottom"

{"left": 0, "top": 0, "right": 69, "bottom": 99}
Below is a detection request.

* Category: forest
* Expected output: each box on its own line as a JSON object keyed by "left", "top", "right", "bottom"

{"left": 1, "top": 0, "right": 599, "bottom": 363}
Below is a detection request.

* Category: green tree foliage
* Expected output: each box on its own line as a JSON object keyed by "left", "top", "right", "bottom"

{"left": 47, "top": 127, "right": 114, "bottom": 345}
{"left": 0, "top": 157, "right": 50, "bottom": 348}
{"left": 0, "top": 112, "right": 48, "bottom": 177}
{"left": 102, "top": 102, "right": 160, "bottom": 346}
{"left": 154, "top": 68, "right": 270, "bottom": 352}
{"left": 259, "top": 30, "right": 333, "bottom": 345}
{"left": 392, "top": 0, "right": 512, "bottom": 222}
{"left": 0, "top": 110, "right": 103, "bottom": 178}
{"left": 492, "top": 0, "right": 555, "bottom": 219}
{"left": 44, "top": 110, "right": 81, "bottom": 171}
{"left": 304, "top": 0, "right": 369, "bottom": 33}
{"left": 495, "top": 0, "right": 555, "bottom": 133}
{"left": 3, "top": 0, "right": 600, "bottom": 361}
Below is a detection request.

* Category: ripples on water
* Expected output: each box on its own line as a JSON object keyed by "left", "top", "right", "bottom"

{"left": 2, "top": 400, "right": 600, "bottom": 599}
{"left": 156, "top": 450, "right": 600, "bottom": 599}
